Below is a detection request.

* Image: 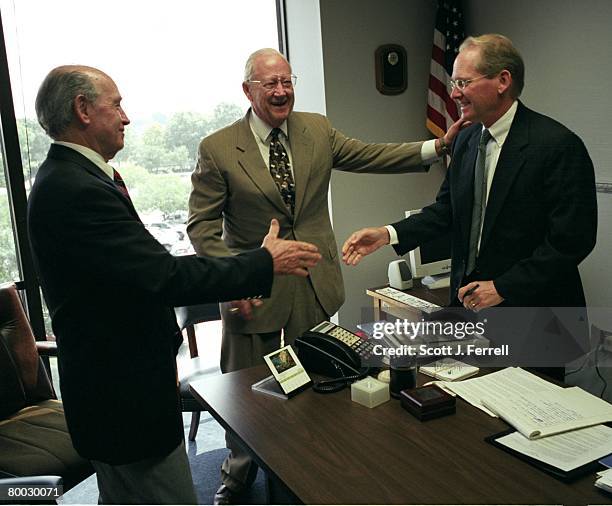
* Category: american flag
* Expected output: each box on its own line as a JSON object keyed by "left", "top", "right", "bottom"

{"left": 426, "top": 0, "right": 465, "bottom": 138}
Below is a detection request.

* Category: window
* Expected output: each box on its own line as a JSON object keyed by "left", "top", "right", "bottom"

{"left": 0, "top": 149, "right": 19, "bottom": 284}
{"left": 1, "top": 0, "right": 280, "bottom": 332}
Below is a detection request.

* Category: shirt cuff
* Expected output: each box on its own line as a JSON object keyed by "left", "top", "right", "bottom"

{"left": 420, "top": 139, "right": 439, "bottom": 164}
{"left": 385, "top": 225, "right": 399, "bottom": 245}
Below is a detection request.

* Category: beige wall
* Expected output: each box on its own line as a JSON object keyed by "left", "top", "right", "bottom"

{"left": 289, "top": 0, "right": 446, "bottom": 327}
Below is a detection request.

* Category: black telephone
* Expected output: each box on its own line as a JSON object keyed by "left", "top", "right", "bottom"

{"left": 295, "top": 321, "right": 375, "bottom": 393}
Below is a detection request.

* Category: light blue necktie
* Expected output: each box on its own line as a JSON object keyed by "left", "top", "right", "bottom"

{"left": 466, "top": 129, "right": 492, "bottom": 275}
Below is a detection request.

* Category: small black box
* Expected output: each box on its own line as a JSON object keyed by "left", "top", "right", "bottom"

{"left": 400, "top": 385, "right": 456, "bottom": 421}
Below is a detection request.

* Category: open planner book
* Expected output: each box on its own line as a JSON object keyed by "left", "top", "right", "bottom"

{"left": 481, "top": 386, "right": 612, "bottom": 440}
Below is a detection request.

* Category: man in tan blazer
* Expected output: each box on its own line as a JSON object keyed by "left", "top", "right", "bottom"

{"left": 187, "top": 48, "right": 462, "bottom": 504}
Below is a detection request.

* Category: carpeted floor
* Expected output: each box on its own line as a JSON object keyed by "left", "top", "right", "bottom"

{"left": 58, "top": 446, "right": 266, "bottom": 504}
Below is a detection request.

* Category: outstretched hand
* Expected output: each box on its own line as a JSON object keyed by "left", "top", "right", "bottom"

{"left": 342, "top": 226, "right": 390, "bottom": 266}
{"left": 262, "top": 219, "right": 321, "bottom": 276}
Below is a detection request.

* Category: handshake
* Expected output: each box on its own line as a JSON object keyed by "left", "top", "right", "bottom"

{"left": 261, "top": 220, "right": 392, "bottom": 275}
{"left": 229, "top": 219, "right": 321, "bottom": 320}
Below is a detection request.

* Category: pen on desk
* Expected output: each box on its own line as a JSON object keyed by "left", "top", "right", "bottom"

{"left": 464, "top": 284, "right": 479, "bottom": 298}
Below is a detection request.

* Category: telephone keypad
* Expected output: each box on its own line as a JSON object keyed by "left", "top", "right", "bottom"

{"left": 328, "top": 327, "right": 361, "bottom": 347}
{"left": 309, "top": 321, "right": 375, "bottom": 359}
{"left": 354, "top": 340, "right": 375, "bottom": 359}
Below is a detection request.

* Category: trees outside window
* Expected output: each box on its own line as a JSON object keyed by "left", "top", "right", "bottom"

{"left": 1, "top": 0, "right": 279, "bottom": 330}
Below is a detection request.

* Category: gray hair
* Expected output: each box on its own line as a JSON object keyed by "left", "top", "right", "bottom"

{"left": 35, "top": 66, "right": 100, "bottom": 139}
{"left": 244, "top": 48, "right": 290, "bottom": 81}
{"left": 459, "top": 34, "right": 525, "bottom": 98}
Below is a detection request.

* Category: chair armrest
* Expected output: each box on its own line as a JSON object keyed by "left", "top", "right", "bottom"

{"left": 0, "top": 475, "right": 63, "bottom": 488}
{"left": 36, "top": 340, "right": 57, "bottom": 357}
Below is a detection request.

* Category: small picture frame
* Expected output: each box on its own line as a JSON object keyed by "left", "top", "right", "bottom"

{"left": 263, "top": 345, "right": 312, "bottom": 396}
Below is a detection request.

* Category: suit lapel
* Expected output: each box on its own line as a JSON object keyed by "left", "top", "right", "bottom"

{"left": 235, "top": 113, "right": 291, "bottom": 217}
{"left": 287, "top": 114, "right": 314, "bottom": 221}
{"left": 480, "top": 103, "right": 528, "bottom": 250}
{"left": 48, "top": 144, "right": 139, "bottom": 216}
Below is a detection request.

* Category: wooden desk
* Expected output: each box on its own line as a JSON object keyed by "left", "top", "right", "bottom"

{"left": 366, "top": 284, "right": 450, "bottom": 320}
{"left": 190, "top": 366, "right": 607, "bottom": 505}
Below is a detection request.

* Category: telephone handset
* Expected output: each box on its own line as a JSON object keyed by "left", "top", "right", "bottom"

{"left": 295, "top": 321, "right": 375, "bottom": 393}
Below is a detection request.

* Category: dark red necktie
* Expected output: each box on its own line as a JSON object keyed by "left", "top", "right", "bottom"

{"left": 113, "top": 169, "right": 132, "bottom": 203}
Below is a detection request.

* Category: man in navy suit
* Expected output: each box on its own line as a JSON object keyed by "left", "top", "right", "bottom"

{"left": 27, "top": 65, "right": 320, "bottom": 504}
{"left": 342, "top": 34, "right": 597, "bottom": 376}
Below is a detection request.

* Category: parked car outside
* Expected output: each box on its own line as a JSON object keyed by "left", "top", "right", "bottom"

{"left": 145, "top": 222, "right": 181, "bottom": 251}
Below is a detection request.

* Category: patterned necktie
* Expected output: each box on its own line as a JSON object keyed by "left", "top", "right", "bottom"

{"left": 269, "top": 128, "right": 295, "bottom": 213}
{"left": 466, "top": 129, "right": 493, "bottom": 275}
{"left": 113, "top": 168, "right": 132, "bottom": 203}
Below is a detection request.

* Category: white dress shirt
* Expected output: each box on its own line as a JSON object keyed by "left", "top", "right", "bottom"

{"left": 249, "top": 111, "right": 294, "bottom": 177}
{"left": 54, "top": 141, "right": 115, "bottom": 180}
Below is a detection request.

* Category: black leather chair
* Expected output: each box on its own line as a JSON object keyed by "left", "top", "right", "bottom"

{"left": 174, "top": 303, "right": 221, "bottom": 441}
{"left": 0, "top": 282, "right": 93, "bottom": 492}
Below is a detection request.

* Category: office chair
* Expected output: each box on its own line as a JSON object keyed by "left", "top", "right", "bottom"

{"left": 593, "top": 324, "right": 612, "bottom": 349}
{"left": 174, "top": 303, "right": 221, "bottom": 441}
{"left": 590, "top": 324, "right": 612, "bottom": 397}
{"left": 0, "top": 282, "right": 93, "bottom": 491}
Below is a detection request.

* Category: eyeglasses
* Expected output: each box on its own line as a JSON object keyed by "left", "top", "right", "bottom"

{"left": 247, "top": 74, "right": 297, "bottom": 91}
{"left": 449, "top": 74, "right": 490, "bottom": 91}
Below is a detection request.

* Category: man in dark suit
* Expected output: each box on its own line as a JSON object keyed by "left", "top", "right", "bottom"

{"left": 27, "top": 65, "right": 321, "bottom": 504}
{"left": 343, "top": 35, "right": 597, "bottom": 375}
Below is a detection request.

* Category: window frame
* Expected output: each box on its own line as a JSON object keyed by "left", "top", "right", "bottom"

{"left": 0, "top": 8, "right": 45, "bottom": 339}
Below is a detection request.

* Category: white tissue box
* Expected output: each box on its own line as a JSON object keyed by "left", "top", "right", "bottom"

{"left": 351, "top": 377, "right": 390, "bottom": 408}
